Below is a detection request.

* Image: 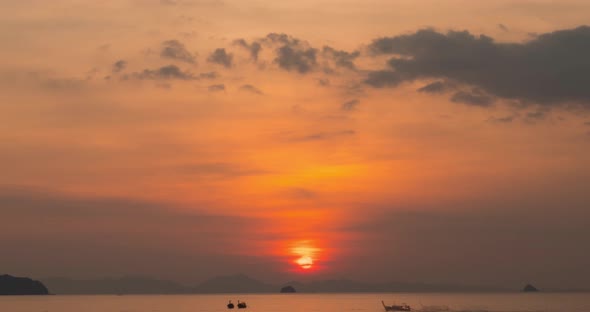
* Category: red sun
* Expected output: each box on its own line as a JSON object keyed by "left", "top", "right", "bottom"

{"left": 296, "top": 255, "right": 313, "bottom": 269}
{"left": 291, "top": 242, "right": 320, "bottom": 271}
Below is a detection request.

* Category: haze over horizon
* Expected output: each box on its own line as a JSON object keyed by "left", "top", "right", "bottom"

{"left": 1, "top": 0, "right": 590, "bottom": 290}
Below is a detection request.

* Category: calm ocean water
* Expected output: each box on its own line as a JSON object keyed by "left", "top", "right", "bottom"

{"left": 1, "top": 293, "right": 589, "bottom": 312}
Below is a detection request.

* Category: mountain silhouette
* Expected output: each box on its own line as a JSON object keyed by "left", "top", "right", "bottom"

{"left": 192, "top": 274, "right": 275, "bottom": 293}
{"left": 0, "top": 274, "right": 49, "bottom": 295}
{"left": 523, "top": 284, "right": 539, "bottom": 292}
{"left": 280, "top": 285, "right": 297, "bottom": 293}
{"left": 40, "top": 274, "right": 540, "bottom": 294}
{"left": 42, "top": 276, "right": 189, "bottom": 294}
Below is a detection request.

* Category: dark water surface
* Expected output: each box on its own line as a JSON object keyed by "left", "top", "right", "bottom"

{"left": 1, "top": 293, "right": 589, "bottom": 312}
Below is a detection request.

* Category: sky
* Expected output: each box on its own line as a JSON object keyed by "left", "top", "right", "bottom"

{"left": 1, "top": 0, "right": 590, "bottom": 290}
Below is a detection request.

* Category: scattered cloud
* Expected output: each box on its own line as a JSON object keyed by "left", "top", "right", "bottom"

{"left": 342, "top": 81, "right": 366, "bottom": 96}
{"left": 366, "top": 26, "right": 590, "bottom": 107}
{"left": 275, "top": 45, "right": 317, "bottom": 74}
{"left": 131, "top": 65, "right": 197, "bottom": 80}
{"left": 264, "top": 33, "right": 298, "bottom": 45}
{"left": 233, "top": 39, "right": 262, "bottom": 61}
{"left": 526, "top": 109, "right": 548, "bottom": 120}
{"left": 288, "top": 130, "right": 356, "bottom": 142}
{"left": 208, "top": 84, "right": 225, "bottom": 92}
{"left": 179, "top": 162, "right": 270, "bottom": 178}
{"left": 451, "top": 89, "right": 496, "bottom": 107}
{"left": 199, "top": 71, "right": 218, "bottom": 79}
{"left": 97, "top": 44, "right": 110, "bottom": 52}
{"left": 207, "top": 48, "right": 233, "bottom": 68}
{"left": 21, "top": 72, "right": 88, "bottom": 91}
{"left": 239, "top": 84, "right": 263, "bottom": 95}
{"left": 318, "top": 78, "right": 330, "bottom": 87}
{"left": 112, "top": 60, "right": 127, "bottom": 73}
{"left": 417, "top": 81, "right": 454, "bottom": 94}
{"left": 264, "top": 33, "right": 318, "bottom": 74}
{"left": 365, "top": 70, "right": 403, "bottom": 88}
{"left": 160, "top": 40, "right": 196, "bottom": 64}
{"left": 41, "top": 78, "right": 87, "bottom": 91}
{"left": 487, "top": 115, "right": 515, "bottom": 123}
{"left": 322, "top": 46, "right": 360, "bottom": 70}
{"left": 341, "top": 99, "right": 360, "bottom": 111}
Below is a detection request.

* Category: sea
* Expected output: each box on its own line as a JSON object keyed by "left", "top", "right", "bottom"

{"left": 0, "top": 293, "right": 589, "bottom": 312}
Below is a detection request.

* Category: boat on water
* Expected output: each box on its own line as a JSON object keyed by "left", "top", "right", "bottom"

{"left": 227, "top": 300, "right": 235, "bottom": 309}
{"left": 382, "top": 300, "right": 411, "bottom": 311}
{"left": 237, "top": 300, "right": 247, "bottom": 309}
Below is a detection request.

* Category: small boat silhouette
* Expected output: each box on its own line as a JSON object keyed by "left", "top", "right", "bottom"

{"left": 237, "top": 301, "right": 247, "bottom": 309}
{"left": 227, "top": 300, "right": 234, "bottom": 309}
{"left": 382, "top": 300, "right": 411, "bottom": 311}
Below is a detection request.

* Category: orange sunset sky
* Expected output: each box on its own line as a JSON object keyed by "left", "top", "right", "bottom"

{"left": 1, "top": 0, "right": 590, "bottom": 289}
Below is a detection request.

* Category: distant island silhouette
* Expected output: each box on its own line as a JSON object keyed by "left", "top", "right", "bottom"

{"left": 0, "top": 274, "right": 49, "bottom": 295}
{"left": 523, "top": 284, "right": 539, "bottom": 292}
{"left": 280, "top": 285, "right": 297, "bottom": 293}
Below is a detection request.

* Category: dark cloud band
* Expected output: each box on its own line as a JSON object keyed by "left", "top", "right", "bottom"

{"left": 366, "top": 26, "right": 590, "bottom": 107}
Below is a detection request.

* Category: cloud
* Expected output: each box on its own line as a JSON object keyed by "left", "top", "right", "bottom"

{"left": 179, "top": 162, "right": 270, "bottom": 178}
{"left": 417, "top": 81, "right": 454, "bottom": 94}
{"left": 239, "top": 84, "right": 263, "bottom": 95}
{"left": 275, "top": 46, "right": 317, "bottom": 74}
{"left": 233, "top": 39, "right": 262, "bottom": 61}
{"left": 112, "top": 60, "right": 127, "bottom": 73}
{"left": 487, "top": 115, "right": 515, "bottom": 123}
{"left": 15, "top": 71, "right": 89, "bottom": 91}
{"left": 365, "top": 70, "right": 403, "bottom": 88}
{"left": 131, "top": 65, "right": 198, "bottom": 80}
{"left": 526, "top": 109, "right": 548, "bottom": 120}
{"left": 450, "top": 89, "right": 495, "bottom": 107}
{"left": 199, "top": 71, "right": 218, "bottom": 79}
{"left": 367, "top": 26, "right": 590, "bottom": 107}
{"left": 322, "top": 46, "right": 360, "bottom": 70}
{"left": 317, "top": 78, "right": 330, "bottom": 87}
{"left": 243, "top": 33, "right": 358, "bottom": 74}
{"left": 264, "top": 33, "right": 297, "bottom": 45}
{"left": 207, "top": 48, "right": 233, "bottom": 68}
{"left": 263, "top": 33, "right": 318, "bottom": 74}
{"left": 343, "top": 82, "right": 366, "bottom": 97}
{"left": 160, "top": 40, "right": 196, "bottom": 64}
{"left": 341, "top": 99, "right": 360, "bottom": 111}
{"left": 348, "top": 204, "right": 590, "bottom": 287}
{"left": 208, "top": 84, "right": 225, "bottom": 92}
{"left": 39, "top": 77, "right": 87, "bottom": 91}
{"left": 0, "top": 187, "right": 233, "bottom": 225}
{"left": 289, "top": 130, "right": 356, "bottom": 142}
{"left": 0, "top": 186, "right": 268, "bottom": 279}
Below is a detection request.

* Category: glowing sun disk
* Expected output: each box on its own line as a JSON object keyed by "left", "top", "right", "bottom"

{"left": 290, "top": 241, "right": 320, "bottom": 271}
{"left": 296, "top": 256, "right": 313, "bottom": 269}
